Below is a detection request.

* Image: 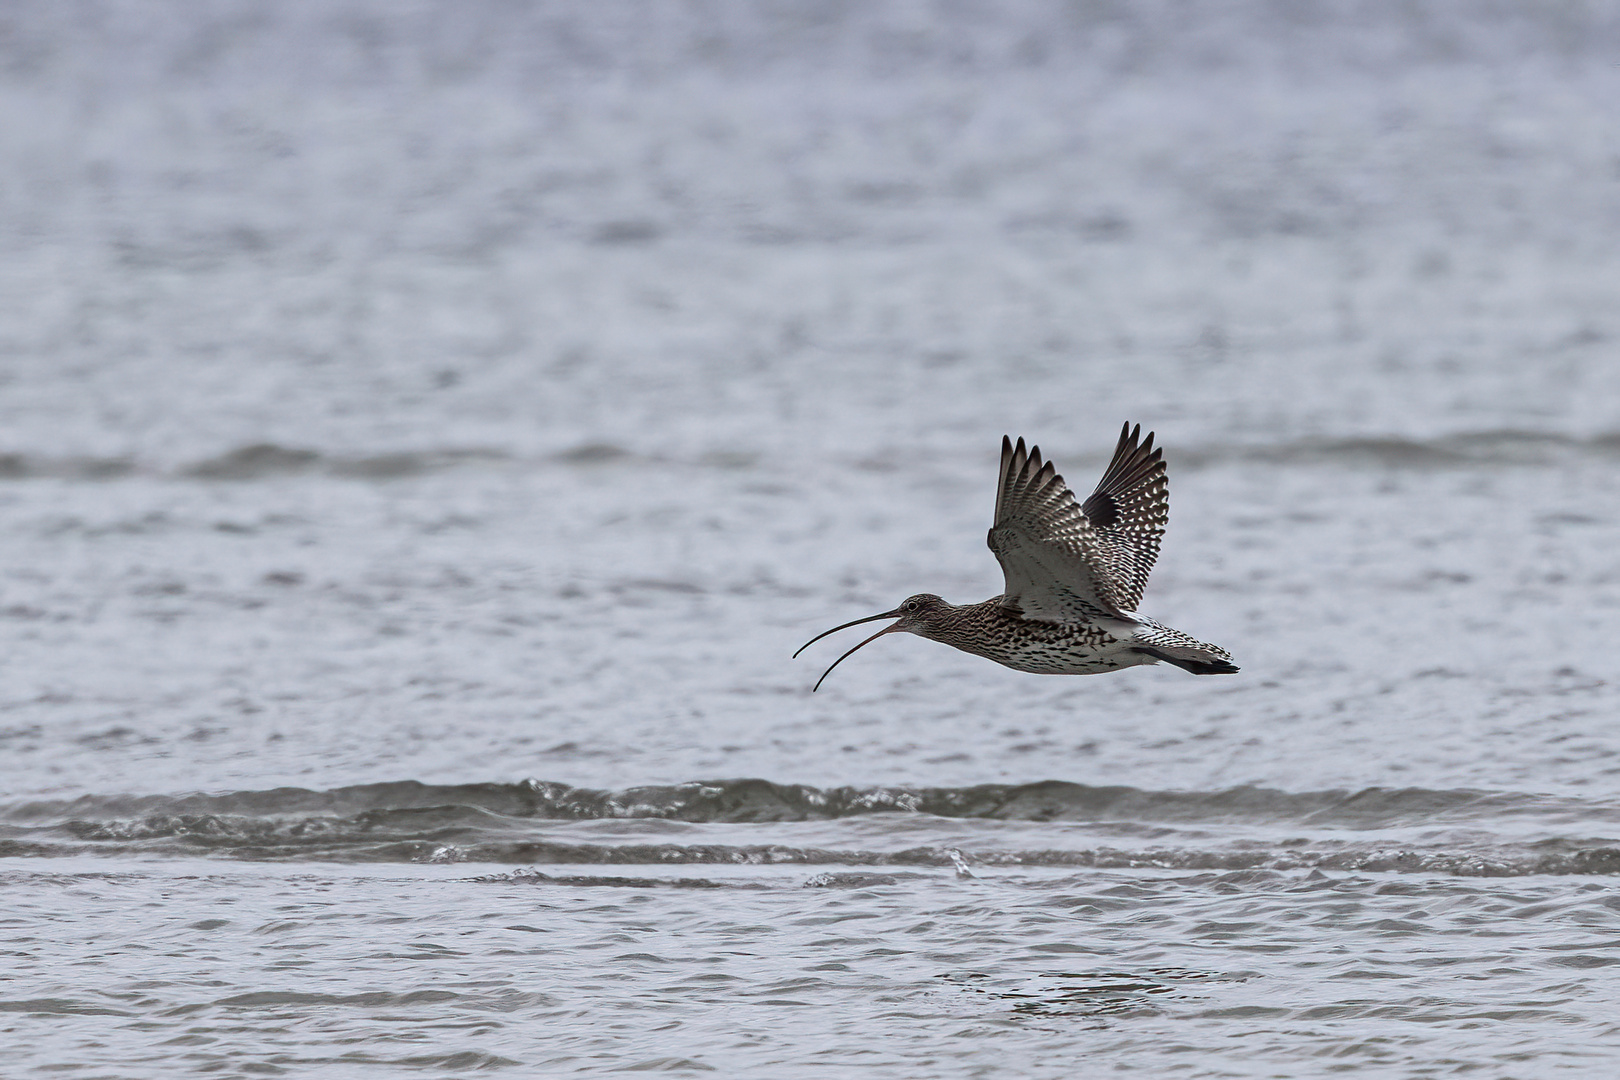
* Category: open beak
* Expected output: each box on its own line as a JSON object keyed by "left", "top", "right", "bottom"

{"left": 793, "top": 608, "right": 905, "bottom": 692}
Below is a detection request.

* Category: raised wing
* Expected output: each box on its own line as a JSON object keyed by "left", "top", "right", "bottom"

{"left": 987, "top": 424, "right": 1168, "bottom": 622}
{"left": 1081, "top": 422, "right": 1169, "bottom": 611}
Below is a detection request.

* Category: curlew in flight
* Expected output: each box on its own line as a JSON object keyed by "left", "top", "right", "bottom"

{"left": 796, "top": 424, "right": 1237, "bottom": 690}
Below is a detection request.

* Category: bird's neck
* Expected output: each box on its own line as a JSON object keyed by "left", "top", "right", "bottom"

{"left": 915, "top": 598, "right": 1012, "bottom": 646}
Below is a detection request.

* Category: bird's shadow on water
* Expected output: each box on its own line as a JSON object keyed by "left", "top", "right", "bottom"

{"left": 938, "top": 967, "right": 1225, "bottom": 1022}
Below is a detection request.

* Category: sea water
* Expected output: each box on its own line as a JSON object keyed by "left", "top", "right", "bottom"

{"left": 3, "top": 2, "right": 1620, "bottom": 1075}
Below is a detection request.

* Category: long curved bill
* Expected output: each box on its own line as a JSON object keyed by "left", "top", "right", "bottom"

{"left": 793, "top": 608, "right": 904, "bottom": 692}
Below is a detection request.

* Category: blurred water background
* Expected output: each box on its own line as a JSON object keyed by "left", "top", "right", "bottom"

{"left": 3, "top": 1, "right": 1620, "bottom": 1075}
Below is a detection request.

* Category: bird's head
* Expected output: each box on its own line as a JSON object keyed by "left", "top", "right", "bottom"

{"left": 793, "top": 593, "right": 953, "bottom": 691}
{"left": 891, "top": 593, "right": 950, "bottom": 630}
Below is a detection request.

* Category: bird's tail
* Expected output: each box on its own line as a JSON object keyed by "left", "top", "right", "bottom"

{"left": 1130, "top": 621, "right": 1239, "bottom": 675}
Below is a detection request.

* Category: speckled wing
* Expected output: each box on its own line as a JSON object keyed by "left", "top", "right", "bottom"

{"left": 987, "top": 425, "right": 1168, "bottom": 621}
{"left": 1080, "top": 422, "right": 1169, "bottom": 612}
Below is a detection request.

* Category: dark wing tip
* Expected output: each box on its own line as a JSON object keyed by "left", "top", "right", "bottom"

{"left": 1092, "top": 421, "right": 1166, "bottom": 497}
{"left": 996, "top": 436, "right": 1025, "bottom": 524}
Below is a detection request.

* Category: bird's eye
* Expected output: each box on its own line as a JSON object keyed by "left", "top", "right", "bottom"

{"left": 905, "top": 600, "right": 919, "bottom": 612}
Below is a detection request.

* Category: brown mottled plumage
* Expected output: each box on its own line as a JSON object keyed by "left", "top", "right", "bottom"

{"left": 796, "top": 423, "right": 1236, "bottom": 691}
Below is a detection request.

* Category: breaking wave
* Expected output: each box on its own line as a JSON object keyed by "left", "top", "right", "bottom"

{"left": 4, "top": 778, "right": 1620, "bottom": 876}
{"left": 9, "top": 776, "right": 1609, "bottom": 827}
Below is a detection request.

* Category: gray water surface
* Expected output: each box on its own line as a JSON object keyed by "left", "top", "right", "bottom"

{"left": 4, "top": 2, "right": 1620, "bottom": 1076}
